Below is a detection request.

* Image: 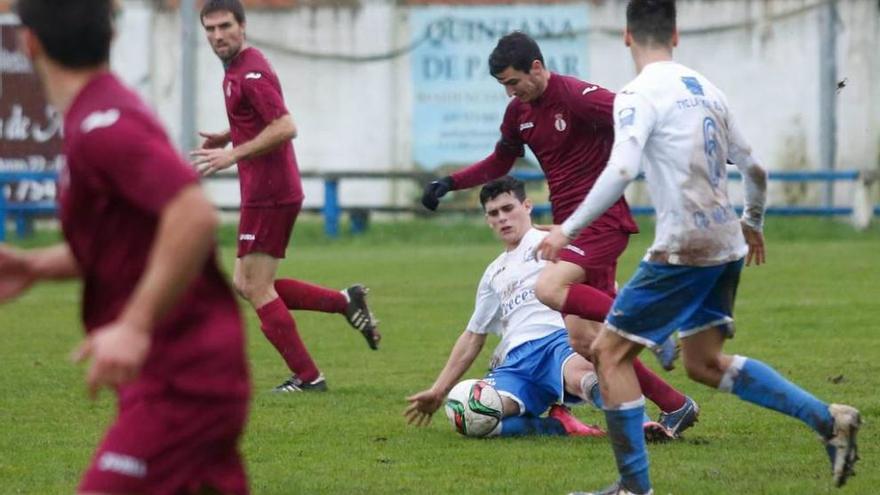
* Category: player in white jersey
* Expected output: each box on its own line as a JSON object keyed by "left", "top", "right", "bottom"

{"left": 536, "top": 2, "right": 860, "bottom": 494}
{"left": 405, "top": 177, "right": 672, "bottom": 440}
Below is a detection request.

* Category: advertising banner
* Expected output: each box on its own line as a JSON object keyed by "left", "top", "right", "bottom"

{"left": 0, "top": 20, "right": 63, "bottom": 204}
{"left": 410, "top": 4, "right": 589, "bottom": 170}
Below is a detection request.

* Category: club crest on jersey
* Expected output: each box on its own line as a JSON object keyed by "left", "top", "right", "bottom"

{"left": 225, "top": 81, "right": 232, "bottom": 97}
{"left": 554, "top": 113, "right": 567, "bottom": 132}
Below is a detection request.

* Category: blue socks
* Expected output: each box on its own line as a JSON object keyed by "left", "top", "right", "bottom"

{"left": 720, "top": 355, "right": 834, "bottom": 438}
{"left": 498, "top": 416, "right": 566, "bottom": 437}
{"left": 604, "top": 397, "right": 652, "bottom": 494}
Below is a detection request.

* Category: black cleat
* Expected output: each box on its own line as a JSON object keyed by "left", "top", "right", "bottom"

{"left": 272, "top": 373, "right": 328, "bottom": 393}
{"left": 343, "top": 284, "right": 380, "bottom": 350}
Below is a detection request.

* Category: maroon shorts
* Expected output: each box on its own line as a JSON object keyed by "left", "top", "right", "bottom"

{"left": 559, "top": 230, "right": 631, "bottom": 298}
{"left": 79, "top": 394, "right": 249, "bottom": 495}
{"left": 237, "top": 203, "right": 300, "bottom": 259}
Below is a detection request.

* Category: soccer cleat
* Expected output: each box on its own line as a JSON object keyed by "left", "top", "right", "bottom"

{"left": 643, "top": 420, "right": 674, "bottom": 443}
{"left": 548, "top": 404, "right": 605, "bottom": 437}
{"left": 651, "top": 335, "right": 679, "bottom": 371}
{"left": 272, "top": 373, "right": 328, "bottom": 393}
{"left": 569, "top": 481, "right": 654, "bottom": 495}
{"left": 343, "top": 284, "right": 380, "bottom": 350}
{"left": 657, "top": 396, "right": 699, "bottom": 438}
{"left": 825, "top": 403, "right": 861, "bottom": 487}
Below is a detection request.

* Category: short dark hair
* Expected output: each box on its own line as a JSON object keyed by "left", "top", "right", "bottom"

{"left": 626, "top": 0, "right": 677, "bottom": 46}
{"left": 480, "top": 176, "right": 527, "bottom": 208}
{"left": 488, "top": 31, "right": 544, "bottom": 77}
{"left": 16, "top": 0, "right": 114, "bottom": 68}
{"left": 201, "top": 0, "right": 246, "bottom": 25}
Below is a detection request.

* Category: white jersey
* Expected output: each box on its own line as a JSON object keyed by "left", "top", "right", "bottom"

{"left": 466, "top": 228, "right": 565, "bottom": 361}
{"left": 614, "top": 61, "right": 752, "bottom": 266}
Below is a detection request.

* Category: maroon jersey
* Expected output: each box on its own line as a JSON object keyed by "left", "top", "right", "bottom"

{"left": 60, "top": 72, "right": 249, "bottom": 400}
{"left": 451, "top": 73, "right": 638, "bottom": 235}
{"left": 223, "top": 47, "right": 303, "bottom": 207}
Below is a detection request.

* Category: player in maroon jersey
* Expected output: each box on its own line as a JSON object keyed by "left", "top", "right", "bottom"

{"left": 192, "top": 0, "right": 379, "bottom": 393}
{"left": 1, "top": 1, "right": 249, "bottom": 492}
{"left": 421, "top": 32, "right": 698, "bottom": 435}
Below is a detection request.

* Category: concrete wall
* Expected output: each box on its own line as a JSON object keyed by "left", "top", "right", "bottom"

{"left": 113, "top": 0, "right": 880, "bottom": 209}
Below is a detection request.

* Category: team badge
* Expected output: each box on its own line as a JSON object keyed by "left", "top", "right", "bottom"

{"left": 554, "top": 113, "right": 567, "bottom": 132}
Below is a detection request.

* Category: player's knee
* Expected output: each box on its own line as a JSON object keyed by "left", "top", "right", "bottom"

{"left": 233, "top": 276, "right": 263, "bottom": 303}
{"left": 568, "top": 332, "right": 594, "bottom": 360}
{"left": 535, "top": 276, "right": 564, "bottom": 310}
{"left": 683, "top": 355, "right": 724, "bottom": 386}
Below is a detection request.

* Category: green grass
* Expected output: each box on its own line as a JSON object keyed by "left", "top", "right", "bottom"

{"left": 1, "top": 217, "right": 878, "bottom": 494}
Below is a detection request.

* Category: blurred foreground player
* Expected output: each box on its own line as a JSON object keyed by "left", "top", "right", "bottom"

{"left": 193, "top": 0, "right": 379, "bottom": 393}
{"left": 1, "top": 0, "right": 251, "bottom": 492}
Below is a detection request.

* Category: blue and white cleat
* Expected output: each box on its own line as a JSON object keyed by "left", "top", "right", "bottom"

{"left": 569, "top": 481, "right": 653, "bottom": 495}
{"left": 651, "top": 335, "right": 679, "bottom": 371}
{"left": 658, "top": 396, "right": 699, "bottom": 438}
{"left": 825, "top": 403, "right": 861, "bottom": 487}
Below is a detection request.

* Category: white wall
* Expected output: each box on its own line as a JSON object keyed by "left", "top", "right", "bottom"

{"left": 115, "top": 0, "right": 879, "bottom": 209}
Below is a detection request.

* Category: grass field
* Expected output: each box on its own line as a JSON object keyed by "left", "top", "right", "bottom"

{"left": 0, "top": 217, "right": 878, "bottom": 494}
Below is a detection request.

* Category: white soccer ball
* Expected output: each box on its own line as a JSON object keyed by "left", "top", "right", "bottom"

{"left": 444, "top": 379, "right": 503, "bottom": 437}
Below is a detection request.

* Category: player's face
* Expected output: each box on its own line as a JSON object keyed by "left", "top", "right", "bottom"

{"left": 494, "top": 62, "right": 544, "bottom": 103}
{"left": 202, "top": 11, "right": 245, "bottom": 62}
{"left": 484, "top": 193, "right": 532, "bottom": 246}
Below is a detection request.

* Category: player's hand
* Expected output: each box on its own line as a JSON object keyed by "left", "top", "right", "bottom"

{"left": 191, "top": 148, "right": 237, "bottom": 176}
{"left": 198, "top": 130, "right": 230, "bottom": 149}
{"left": 420, "top": 176, "right": 454, "bottom": 211}
{"left": 741, "top": 221, "right": 766, "bottom": 266}
{"left": 404, "top": 389, "right": 444, "bottom": 426}
{"left": 0, "top": 245, "right": 37, "bottom": 302}
{"left": 72, "top": 320, "right": 151, "bottom": 399}
{"left": 535, "top": 225, "right": 571, "bottom": 263}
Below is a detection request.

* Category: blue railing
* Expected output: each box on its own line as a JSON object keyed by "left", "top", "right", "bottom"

{"left": 1, "top": 169, "right": 877, "bottom": 240}
{"left": 514, "top": 169, "right": 877, "bottom": 219}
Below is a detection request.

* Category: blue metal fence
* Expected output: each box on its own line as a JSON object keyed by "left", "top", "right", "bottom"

{"left": 1, "top": 169, "right": 877, "bottom": 240}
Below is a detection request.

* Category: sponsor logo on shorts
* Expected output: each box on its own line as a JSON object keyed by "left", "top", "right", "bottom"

{"left": 240, "top": 234, "right": 256, "bottom": 241}
{"left": 245, "top": 72, "right": 262, "bottom": 80}
{"left": 519, "top": 122, "right": 534, "bottom": 131}
{"left": 563, "top": 245, "right": 585, "bottom": 256}
{"left": 98, "top": 452, "right": 147, "bottom": 478}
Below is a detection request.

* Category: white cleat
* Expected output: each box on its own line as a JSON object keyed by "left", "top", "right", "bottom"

{"left": 825, "top": 403, "right": 861, "bottom": 487}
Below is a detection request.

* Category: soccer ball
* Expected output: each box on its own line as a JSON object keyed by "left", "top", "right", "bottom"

{"left": 444, "top": 379, "right": 503, "bottom": 437}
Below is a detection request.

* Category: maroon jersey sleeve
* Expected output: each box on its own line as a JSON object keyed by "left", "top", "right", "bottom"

{"left": 450, "top": 103, "right": 522, "bottom": 190}
{"left": 240, "top": 73, "right": 289, "bottom": 124}
{"left": 78, "top": 111, "right": 199, "bottom": 214}
{"left": 566, "top": 80, "right": 615, "bottom": 130}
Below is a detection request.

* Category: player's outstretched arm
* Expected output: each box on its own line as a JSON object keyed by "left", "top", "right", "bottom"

{"left": 536, "top": 137, "right": 642, "bottom": 262}
{"left": 404, "top": 330, "right": 487, "bottom": 426}
{"left": 74, "top": 184, "right": 219, "bottom": 398}
{"left": 191, "top": 114, "right": 296, "bottom": 176}
{"left": 0, "top": 243, "right": 79, "bottom": 302}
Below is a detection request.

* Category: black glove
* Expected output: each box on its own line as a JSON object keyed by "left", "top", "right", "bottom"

{"left": 421, "top": 176, "right": 454, "bottom": 211}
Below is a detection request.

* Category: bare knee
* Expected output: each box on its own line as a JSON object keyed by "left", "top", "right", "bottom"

{"left": 535, "top": 275, "right": 566, "bottom": 310}
{"left": 683, "top": 354, "right": 726, "bottom": 387}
